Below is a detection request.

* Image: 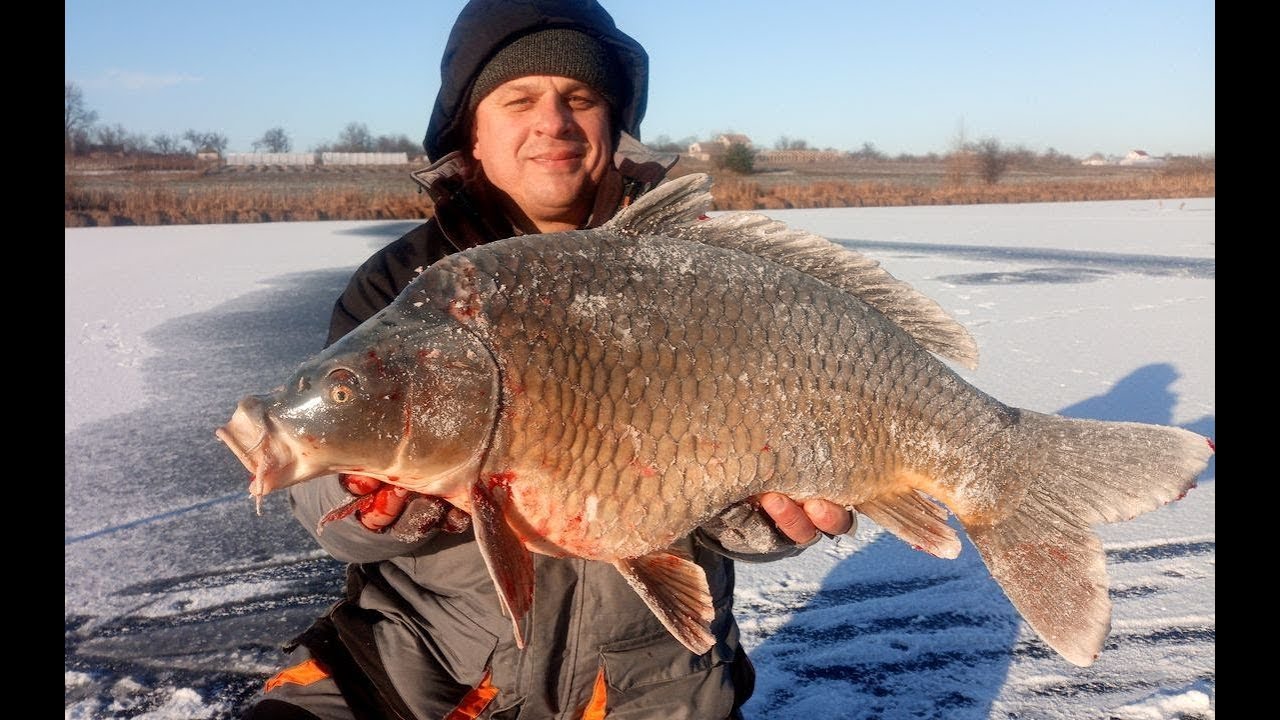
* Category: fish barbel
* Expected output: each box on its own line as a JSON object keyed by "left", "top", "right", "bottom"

{"left": 216, "top": 173, "right": 1213, "bottom": 666}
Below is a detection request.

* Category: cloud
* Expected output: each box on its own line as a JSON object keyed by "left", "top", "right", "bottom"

{"left": 91, "top": 68, "right": 204, "bottom": 91}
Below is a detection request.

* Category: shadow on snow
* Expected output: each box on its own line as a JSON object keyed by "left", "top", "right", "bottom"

{"left": 65, "top": 221, "right": 422, "bottom": 717}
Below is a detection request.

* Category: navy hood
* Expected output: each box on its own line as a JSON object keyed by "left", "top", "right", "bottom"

{"left": 424, "top": 0, "right": 649, "bottom": 162}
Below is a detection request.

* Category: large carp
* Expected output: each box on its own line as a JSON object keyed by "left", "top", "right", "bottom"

{"left": 216, "top": 173, "right": 1213, "bottom": 666}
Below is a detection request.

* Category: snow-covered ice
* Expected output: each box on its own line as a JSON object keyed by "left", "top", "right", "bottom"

{"left": 65, "top": 199, "right": 1214, "bottom": 719}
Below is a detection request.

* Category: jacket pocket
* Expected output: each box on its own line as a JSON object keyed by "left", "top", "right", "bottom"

{"left": 598, "top": 629, "right": 734, "bottom": 691}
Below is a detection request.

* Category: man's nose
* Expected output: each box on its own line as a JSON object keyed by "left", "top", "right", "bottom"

{"left": 532, "top": 97, "right": 575, "bottom": 136}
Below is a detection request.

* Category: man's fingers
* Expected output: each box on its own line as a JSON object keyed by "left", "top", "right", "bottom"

{"left": 357, "top": 486, "right": 409, "bottom": 531}
{"left": 803, "top": 499, "right": 856, "bottom": 536}
{"left": 758, "top": 492, "right": 819, "bottom": 544}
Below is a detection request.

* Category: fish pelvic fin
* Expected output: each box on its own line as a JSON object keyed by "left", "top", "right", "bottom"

{"left": 605, "top": 172, "right": 979, "bottom": 369}
{"left": 613, "top": 551, "right": 715, "bottom": 656}
{"left": 857, "top": 489, "right": 961, "bottom": 559}
{"left": 967, "top": 410, "right": 1214, "bottom": 666}
{"left": 470, "top": 480, "right": 534, "bottom": 649}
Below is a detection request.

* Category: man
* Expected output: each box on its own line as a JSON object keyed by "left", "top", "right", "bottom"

{"left": 243, "top": 2, "right": 852, "bottom": 718}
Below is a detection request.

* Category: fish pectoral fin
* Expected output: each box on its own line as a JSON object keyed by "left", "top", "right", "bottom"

{"left": 315, "top": 491, "right": 368, "bottom": 536}
{"left": 613, "top": 551, "right": 715, "bottom": 656}
{"left": 470, "top": 481, "right": 534, "bottom": 649}
{"left": 858, "top": 489, "right": 961, "bottom": 559}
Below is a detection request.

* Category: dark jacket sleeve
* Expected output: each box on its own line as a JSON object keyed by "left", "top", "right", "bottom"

{"left": 326, "top": 222, "right": 454, "bottom": 346}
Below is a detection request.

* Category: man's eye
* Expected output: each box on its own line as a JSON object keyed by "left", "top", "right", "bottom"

{"left": 567, "top": 96, "right": 597, "bottom": 110}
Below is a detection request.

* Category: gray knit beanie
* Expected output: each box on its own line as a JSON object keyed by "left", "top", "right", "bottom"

{"left": 469, "top": 28, "right": 622, "bottom": 111}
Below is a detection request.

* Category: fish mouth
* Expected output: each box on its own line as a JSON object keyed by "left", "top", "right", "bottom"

{"left": 215, "top": 396, "right": 302, "bottom": 501}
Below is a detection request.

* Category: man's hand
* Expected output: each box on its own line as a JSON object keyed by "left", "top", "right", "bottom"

{"left": 757, "top": 493, "right": 856, "bottom": 544}
{"left": 331, "top": 474, "right": 471, "bottom": 540}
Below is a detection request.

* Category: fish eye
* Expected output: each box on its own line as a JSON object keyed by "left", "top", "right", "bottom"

{"left": 326, "top": 368, "right": 358, "bottom": 404}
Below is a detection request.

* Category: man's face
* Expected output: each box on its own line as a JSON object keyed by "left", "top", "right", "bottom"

{"left": 471, "top": 75, "right": 613, "bottom": 231}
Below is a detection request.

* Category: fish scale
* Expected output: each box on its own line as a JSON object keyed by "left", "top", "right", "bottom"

{"left": 217, "top": 173, "right": 1212, "bottom": 664}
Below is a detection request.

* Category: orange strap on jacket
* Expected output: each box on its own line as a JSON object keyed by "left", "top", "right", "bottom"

{"left": 581, "top": 666, "right": 608, "bottom": 720}
{"left": 263, "top": 658, "right": 331, "bottom": 693}
{"left": 444, "top": 669, "right": 500, "bottom": 720}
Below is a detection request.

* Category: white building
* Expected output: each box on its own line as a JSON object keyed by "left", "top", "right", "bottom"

{"left": 1118, "top": 149, "right": 1165, "bottom": 166}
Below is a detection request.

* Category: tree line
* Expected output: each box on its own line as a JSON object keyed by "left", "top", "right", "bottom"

{"left": 64, "top": 82, "right": 419, "bottom": 157}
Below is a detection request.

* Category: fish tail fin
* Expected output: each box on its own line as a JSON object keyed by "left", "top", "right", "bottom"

{"left": 965, "top": 410, "right": 1213, "bottom": 666}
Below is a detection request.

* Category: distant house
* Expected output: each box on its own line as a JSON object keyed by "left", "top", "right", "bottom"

{"left": 195, "top": 146, "right": 221, "bottom": 162}
{"left": 687, "top": 133, "right": 755, "bottom": 161}
{"left": 1118, "top": 149, "right": 1164, "bottom": 166}
{"left": 1081, "top": 153, "right": 1109, "bottom": 166}
{"left": 687, "top": 141, "right": 727, "bottom": 162}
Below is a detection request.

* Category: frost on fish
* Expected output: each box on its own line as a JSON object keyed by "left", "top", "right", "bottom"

{"left": 216, "top": 173, "right": 1214, "bottom": 666}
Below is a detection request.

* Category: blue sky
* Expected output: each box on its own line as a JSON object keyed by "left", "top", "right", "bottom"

{"left": 64, "top": 1, "right": 1214, "bottom": 158}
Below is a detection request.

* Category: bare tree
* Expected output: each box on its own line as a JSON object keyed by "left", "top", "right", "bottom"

{"left": 152, "top": 133, "right": 182, "bottom": 154}
{"left": 183, "top": 130, "right": 228, "bottom": 154}
{"left": 65, "top": 82, "right": 99, "bottom": 154}
{"left": 775, "top": 136, "right": 809, "bottom": 151}
{"left": 252, "top": 127, "right": 292, "bottom": 153}
{"left": 852, "top": 142, "right": 885, "bottom": 160}
{"left": 374, "top": 133, "right": 418, "bottom": 153}
{"left": 93, "top": 123, "right": 130, "bottom": 150}
{"left": 335, "top": 122, "right": 374, "bottom": 152}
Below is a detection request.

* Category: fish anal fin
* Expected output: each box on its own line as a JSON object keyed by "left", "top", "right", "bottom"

{"left": 614, "top": 551, "right": 715, "bottom": 655}
{"left": 858, "top": 489, "right": 961, "bottom": 559}
{"left": 470, "top": 481, "right": 534, "bottom": 649}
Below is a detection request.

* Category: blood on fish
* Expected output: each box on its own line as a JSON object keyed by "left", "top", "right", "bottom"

{"left": 629, "top": 458, "right": 658, "bottom": 477}
{"left": 487, "top": 470, "right": 517, "bottom": 491}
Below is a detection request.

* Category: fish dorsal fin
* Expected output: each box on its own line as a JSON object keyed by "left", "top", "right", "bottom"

{"left": 605, "top": 173, "right": 979, "bottom": 369}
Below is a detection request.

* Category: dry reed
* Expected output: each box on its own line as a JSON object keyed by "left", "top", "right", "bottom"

{"left": 65, "top": 166, "right": 1214, "bottom": 228}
